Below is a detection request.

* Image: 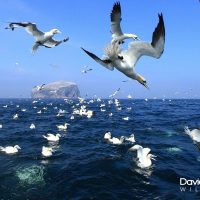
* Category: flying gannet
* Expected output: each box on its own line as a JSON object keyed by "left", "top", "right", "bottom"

{"left": 34, "top": 84, "right": 45, "bottom": 91}
{"left": 81, "top": 13, "right": 165, "bottom": 89}
{"left": 110, "top": 2, "right": 139, "bottom": 44}
{"left": 5, "top": 22, "right": 69, "bottom": 53}
{"left": 81, "top": 66, "right": 93, "bottom": 74}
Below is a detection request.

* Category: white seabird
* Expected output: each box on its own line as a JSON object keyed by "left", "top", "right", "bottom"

{"left": 184, "top": 126, "right": 200, "bottom": 143}
{"left": 5, "top": 22, "right": 69, "bottom": 53}
{"left": 0, "top": 145, "right": 21, "bottom": 154}
{"left": 81, "top": 66, "right": 93, "bottom": 74}
{"left": 43, "top": 133, "right": 61, "bottom": 142}
{"left": 56, "top": 123, "right": 70, "bottom": 131}
{"left": 13, "top": 114, "right": 18, "bottom": 119}
{"left": 104, "top": 132, "right": 112, "bottom": 139}
{"left": 110, "top": 2, "right": 139, "bottom": 44}
{"left": 41, "top": 146, "right": 53, "bottom": 157}
{"left": 128, "top": 145, "right": 156, "bottom": 168}
{"left": 29, "top": 123, "right": 36, "bottom": 129}
{"left": 81, "top": 13, "right": 165, "bottom": 89}
{"left": 34, "top": 84, "right": 45, "bottom": 91}
{"left": 125, "top": 134, "right": 135, "bottom": 143}
{"left": 108, "top": 136, "right": 125, "bottom": 145}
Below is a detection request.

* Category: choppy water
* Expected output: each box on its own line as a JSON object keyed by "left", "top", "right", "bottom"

{"left": 0, "top": 99, "right": 200, "bottom": 200}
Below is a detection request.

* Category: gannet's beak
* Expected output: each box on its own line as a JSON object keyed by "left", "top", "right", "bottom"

{"left": 57, "top": 30, "right": 61, "bottom": 34}
{"left": 143, "top": 82, "right": 149, "bottom": 90}
{"left": 132, "top": 35, "right": 140, "bottom": 41}
{"left": 150, "top": 154, "right": 157, "bottom": 160}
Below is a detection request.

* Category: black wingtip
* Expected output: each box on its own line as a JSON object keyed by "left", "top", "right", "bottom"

{"left": 110, "top": 1, "right": 121, "bottom": 22}
{"left": 151, "top": 13, "right": 165, "bottom": 47}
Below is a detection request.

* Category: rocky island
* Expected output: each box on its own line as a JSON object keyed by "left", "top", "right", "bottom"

{"left": 31, "top": 81, "right": 80, "bottom": 99}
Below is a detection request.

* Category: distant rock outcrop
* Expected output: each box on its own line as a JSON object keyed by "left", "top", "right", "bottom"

{"left": 31, "top": 81, "right": 81, "bottom": 99}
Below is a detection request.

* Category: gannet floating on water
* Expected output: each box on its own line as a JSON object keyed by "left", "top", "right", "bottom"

{"left": 57, "top": 123, "right": 70, "bottom": 131}
{"left": 29, "top": 123, "right": 36, "bottom": 129}
{"left": 41, "top": 146, "right": 53, "bottom": 157}
{"left": 125, "top": 134, "right": 135, "bottom": 143}
{"left": 129, "top": 145, "right": 156, "bottom": 168}
{"left": 43, "top": 133, "right": 61, "bottom": 142}
{"left": 184, "top": 126, "right": 200, "bottom": 143}
{"left": 0, "top": 145, "right": 21, "bottom": 154}
{"left": 104, "top": 132, "right": 125, "bottom": 144}
{"left": 110, "top": 2, "right": 139, "bottom": 44}
{"left": 5, "top": 22, "right": 69, "bottom": 53}
{"left": 108, "top": 136, "right": 125, "bottom": 145}
{"left": 123, "top": 117, "right": 129, "bottom": 121}
{"left": 104, "top": 132, "right": 112, "bottom": 139}
{"left": 13, "top": 114, "right": 18, "bottom": 119}
{"left": 82, "top": 13, "right": 165, "bottom": 89}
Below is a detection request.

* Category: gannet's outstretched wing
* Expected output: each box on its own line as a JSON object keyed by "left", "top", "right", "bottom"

{"left": 110, "top": 2, "right": 123, "bottom": 38}
{"left": 6, "top": 22, "right": 44, "bottom": 38}
{"left": 121, "top": 13, "right": 165, "bottom": 68}
{"left": 81, "top": 48, "right": 114, "bottom": 71}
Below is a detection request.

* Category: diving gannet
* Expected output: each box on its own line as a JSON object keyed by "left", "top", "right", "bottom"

{"left": 81, "top": 13, "right": 165, "bottom": 89}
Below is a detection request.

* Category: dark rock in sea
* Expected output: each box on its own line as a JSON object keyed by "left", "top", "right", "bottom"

{"left": 31, "top": 81, "right": 81, "bottom": 99}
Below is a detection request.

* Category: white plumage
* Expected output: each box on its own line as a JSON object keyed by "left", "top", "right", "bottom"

{"left": 43, "top": 133, "right": 61, "bottom": 142}
{"left": 110, "top": 2, "right": 139, "bottom": 44}
{"left": 184, "top": 126, "right": 200, "bottom": 143}
{"left": 56, "top": 123, "right": 70, "bottom": 131}
{"left": 5, "top": 22, "right": 69, "bottom": 53}
{"left": 0, "top": 145, "right": 21, "bottom": 154}
{"left": 42, "top": 146, "right": 53, "bottom": 157}
{"left": 129, "top": 145, "right": 156, "bottom": 168}
{"left": 82, "top": 13, "right": 165, "bottom": 89}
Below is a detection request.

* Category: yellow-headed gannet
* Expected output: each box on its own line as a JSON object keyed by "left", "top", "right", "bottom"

{"left": 81, "top": 13, "right": 165, "bottom": 88}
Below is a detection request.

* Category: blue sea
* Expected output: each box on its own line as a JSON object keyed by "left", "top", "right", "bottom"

{"left": 0, "top": 98, "right": 200, "bottom": 200}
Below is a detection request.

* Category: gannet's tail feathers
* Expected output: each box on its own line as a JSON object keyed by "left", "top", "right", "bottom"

{"left": 32, "top": 43, "right": 40, "bottom": 53}
{"left": 81, "top": 47, "right": 114, "bottom": 71}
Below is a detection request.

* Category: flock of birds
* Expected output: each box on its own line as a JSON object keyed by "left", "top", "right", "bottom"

{"left": 5, "top": 1, "right": 165, "bottom": 89}
{"left": 0, "top": 96, "right": 199, "bottom": 169}
{"left": 2, "top": 1, "right": 199, "bottom": 170}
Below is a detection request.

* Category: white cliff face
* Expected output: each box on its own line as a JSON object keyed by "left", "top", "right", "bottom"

{"left": 31, "top": 81, "right": 81, "bottom": 99}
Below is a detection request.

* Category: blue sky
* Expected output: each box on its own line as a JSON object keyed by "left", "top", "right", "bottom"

{"left": 0, "top": 0, "right": 199, "bottom": 98}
